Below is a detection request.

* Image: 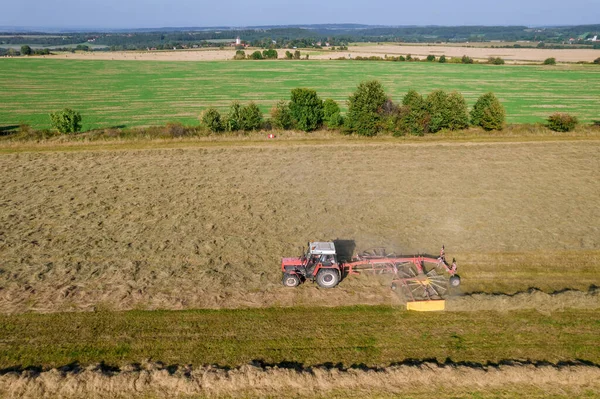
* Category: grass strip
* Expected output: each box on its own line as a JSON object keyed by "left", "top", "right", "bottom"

{"left": 1, "top": 129, "right": 599, "bottom": 154}
{"left": 1, "top": 306, "right": 598, "bottom": 370}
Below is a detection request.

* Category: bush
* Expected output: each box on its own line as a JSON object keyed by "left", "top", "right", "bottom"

{"left": 426, "top": 55, "right": 436, "bottom": 62}
{"left": 425, "top": 90, "right": 450, "bottom": 132}
{"left": 233, "top": 50, "right": 246, "bottom": 60}
{"left": 445, "top": 92, "right": 470, "bottom": 130}
{"left": 439, "top": 55, "right": 447, "bottom": 63}
{"left": 49, "top": 108, "right": 82, "bottom": 134}
{"left": 164, "top": 122, "right": 189, "bottom": 137}
{"left": 400, "top": 90, "right": 429, "bottom": 136}
{"left": 346, "top": 80, "right": 388, "bottom": 136}
{"left": 322, "top": 98, "right": 343, "bottom": 129}
{"left": 285, "top": 51, "right": 293, "bottom": 60}
{"left": 470, "top": 92, "right": 506, "bottom": 131}
{"left": 262, "top": 49, "right": 278, "bottom": 59}
{"left": 289, "top": 88, "right": 324, "bottom": 132}
{"left": 293, "top": 50, "right": 301, "bottom": 60}
{"left": 396, "top": 89, "right": 469, "bottom": 135}
{"left": 20, "top": 45, "right": 32, "bottom": 56}
{"left": 239, "top": 102, "right": 263, "bottom": 131}
{"left": 327, "top": 113, "right": 344, "bottom": 129}
{"left": 379, "top": 98, "right": 406, "bottom": 136}
{"left": 547, "top": 113, "right": 578, "bottom": 132}
{"left": 323, "top": 99, "right": 340, "bottom": 120}
{"left": 461, "top": 55, "right": 474, "bottom": 64}
{"left": 200, "top": 108, "right": 224, "bottom": 132}
{"left": 488, "top": 57, "right": 505, "bottom": 65}
{"left": 270, "top": 100, "right": 295, "bottom": 130}
{"left": 594, "top": 57, "right": 600, "bottom": 64}
{"left": 250, "top": 51, "right": 263, "bottom": 60}
{"left": 226, "top": 101, "right": 243, "bottom": 131}
{"left": 543, "top": 57, "right": 556, "bottom": 65}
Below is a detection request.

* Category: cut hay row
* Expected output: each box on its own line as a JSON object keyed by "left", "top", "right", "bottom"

{"left": 1, "top": 361, "right": 599, "bottom": 399}
{"left": 447, "top": 287, "right": 600, "bottom": 311}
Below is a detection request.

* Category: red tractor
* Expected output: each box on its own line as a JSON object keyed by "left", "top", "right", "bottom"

{"left": 282, "top": 242, "right": 460, "bottom": 300}
{"left": 281, "top": 242, "right": 342, "bottom": 289}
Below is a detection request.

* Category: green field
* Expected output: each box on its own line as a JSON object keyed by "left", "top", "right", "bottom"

{"left": 2, "top": 306, "right": 599, "bottom": 369}
{"left": 0, "top": 59, "right": 599, "bottom": 131}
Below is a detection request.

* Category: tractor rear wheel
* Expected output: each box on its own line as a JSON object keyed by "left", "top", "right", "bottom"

{"left": 316, "top": 269, "right": 340, "bottom": 289}
{"left": 282, "top": 273, "right": 301, "bottom": 287}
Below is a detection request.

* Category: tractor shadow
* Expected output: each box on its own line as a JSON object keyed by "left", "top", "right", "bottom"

{"left": 333, "top": 239, "right": 355, "bottom": 283}
{"left": 0, "top": 125, "right": 19, "bottom": 136}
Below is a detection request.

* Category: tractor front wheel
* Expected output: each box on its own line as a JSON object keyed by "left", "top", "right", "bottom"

{"left": 316, "top": 269, "right": 340, "bottom": 289}
{"left": 282, "top": 273, "right": 301, "bottom": 287}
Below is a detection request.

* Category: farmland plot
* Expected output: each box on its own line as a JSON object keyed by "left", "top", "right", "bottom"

{"left": 0, "top": 140, "right": 598, "bottom": 314}
{"left": 0, "top": 59, "right": 599, "bottom": 130}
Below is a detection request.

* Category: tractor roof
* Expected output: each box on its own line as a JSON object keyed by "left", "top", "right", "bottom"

{"left": 309, "top": 242, "right": 336, "bottom": 255}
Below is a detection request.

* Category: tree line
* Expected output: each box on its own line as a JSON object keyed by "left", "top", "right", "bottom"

{"left": 42, "top": 83, "right": 580, "bottom": 137}
{"left": 2, "top": 24, "right": 598, "bottom": 52}
{"left": 197, "top": 81, "right": 578, "bottom": 136}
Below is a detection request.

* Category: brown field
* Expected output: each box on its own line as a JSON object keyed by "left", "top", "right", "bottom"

{"left": 344, "top": 44, "right": 600, "bottom": 63}
{"left": 1, "top": 140, "right": 599, "bottom": 314}
{"left": 2, "top": 361, "right": 599, "bottom": 399}
{"left": 39, "top": 44, "right": 600, "bottom": 62}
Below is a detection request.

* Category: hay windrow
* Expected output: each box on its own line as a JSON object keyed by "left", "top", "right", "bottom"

{"left": 446, "top": 287, "right": 600, "bottom": 311}
{"left": 1, "top": 361, "right": 599, "bottom": 398}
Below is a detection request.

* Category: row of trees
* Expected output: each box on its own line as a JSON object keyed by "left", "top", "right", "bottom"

{"left": 200, "top": 102, "right": 263, "bottom": 133}
{"left": 342, "top": 81, "right": 505, "bottom": 135}
{"left": 199, "top": 81, "right": 507, "bottom": 136}
{"left": 233, "top": 49, "right": 309, "bottom": 60}
{"left": 45, "top": 83, "right": 580, "bottom": 135}
{"left": 4, "top": 25, "right": 597, "bottom": 48}
{"left": 46, "top": 101, "right": 578, "bottom": 136}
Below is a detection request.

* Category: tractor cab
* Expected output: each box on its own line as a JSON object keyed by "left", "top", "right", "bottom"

{"left": 282, "top": 241, "right": 341, "bottom": 288}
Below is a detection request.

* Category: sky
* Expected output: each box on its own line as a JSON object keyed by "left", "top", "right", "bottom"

{"left": 2, "top": 0, "right": 598, "bottom": 30}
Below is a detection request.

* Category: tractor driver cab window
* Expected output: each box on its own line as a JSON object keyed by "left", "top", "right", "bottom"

{"left": 308, "top": 254, "right": 319, "bottom": 266}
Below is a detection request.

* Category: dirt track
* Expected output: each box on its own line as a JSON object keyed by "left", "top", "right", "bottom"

{"left": 0, "top": 141, "right": 599, "bottom": 313}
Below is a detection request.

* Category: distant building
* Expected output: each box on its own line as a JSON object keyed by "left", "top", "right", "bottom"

{"left": 235, "top": 37, "right": 241, "bottom": 45}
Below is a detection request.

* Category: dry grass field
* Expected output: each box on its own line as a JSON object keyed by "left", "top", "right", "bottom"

{"left": 1, "top": 140, "right": 598, "bottom": 314}
{"left": 44, "top": 44, "right": 600, "bottom": 62}
{"left": 344, "top": 44, "right": 600, "bottom": 63}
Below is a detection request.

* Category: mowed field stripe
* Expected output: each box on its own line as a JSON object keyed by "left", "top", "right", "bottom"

{"left": 1, "top": 306, "right": 599, "bottom": 369}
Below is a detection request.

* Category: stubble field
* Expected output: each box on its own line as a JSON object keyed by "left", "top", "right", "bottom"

{"left": 1, "top": 138, "right": 599, "bottom": 397}
{"left": 1, "top": 140, "right": 599, "bottom": 314}
{"left": 1, "top": 59, "right": 599, "bottom": 132}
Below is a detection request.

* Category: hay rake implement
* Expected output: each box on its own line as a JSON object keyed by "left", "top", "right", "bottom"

{"left": 281, "top": 242, "right": 460, "bottom": 311}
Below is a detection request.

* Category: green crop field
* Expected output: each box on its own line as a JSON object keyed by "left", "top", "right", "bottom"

{"left": 0, "top": 59, "right": 599, "bottom": 131}
{"left": 2, "top": 306, "right": 599, "bottom": 369}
